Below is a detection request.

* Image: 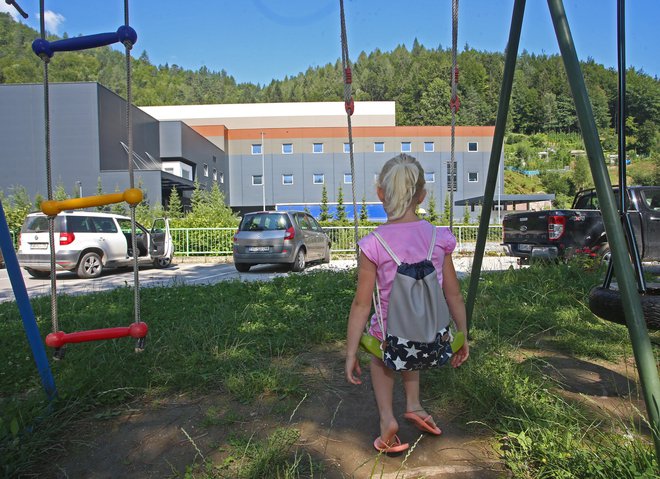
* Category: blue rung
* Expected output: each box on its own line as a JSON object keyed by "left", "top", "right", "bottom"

{"left": 32, "top": 25, "right": 137, "bottom": 60}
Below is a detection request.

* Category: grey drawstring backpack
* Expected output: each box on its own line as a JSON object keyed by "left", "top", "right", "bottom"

{"left": 372, "top": 227, "right": 454, "bottom": 371}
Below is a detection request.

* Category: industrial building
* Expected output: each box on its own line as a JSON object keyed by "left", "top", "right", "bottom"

{"left": 0, "top": 82, "right": 504, "bottom": 221}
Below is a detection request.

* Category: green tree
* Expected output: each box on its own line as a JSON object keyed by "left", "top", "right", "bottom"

{"left": 441, "top": 193, "right": 451, "bottom": 225}
{"left": 166, "top": 186, "right": 183, "bottom": 219}
{"left": 182, "top": 182, "right": 237, "bottom": 227}
{"left": 4, "top": 186, "right": 32, "bottom": 233}
{"left": 570, "top": 156, "right": 593, "bottom": 194}
{"left": 319, "top": 184, "right": 330, "bottom": 222}
{"left": 462, "top": 206, "right": 471, "bottom": 225}
{"left": 54, "top": 182, "right": 68, "bottom": 201}
{"left": 359, "top": 195, "right": 368, "bottom": 222}
{"left": 426, "top": 192, "right": 438, "bottom": 223}
{"left": 335, "top": 186, "right": 346, "bottom": 222}
{"left": 110, "top": 186, "right": 128, "bottom": 216}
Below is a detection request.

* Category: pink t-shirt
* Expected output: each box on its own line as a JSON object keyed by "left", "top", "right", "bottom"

{"left": 358, "top": 220, "right": 457, "bottom": 340}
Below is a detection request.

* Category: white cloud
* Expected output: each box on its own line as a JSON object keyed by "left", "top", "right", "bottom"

{"left": 0, "top": 3, "right": 22, "bottom": 21}
{"left": 42, "top": 10, "right": 65, "bottom": 35}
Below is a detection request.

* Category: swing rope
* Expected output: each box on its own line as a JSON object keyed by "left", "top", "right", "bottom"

{"left": 339, "top": 0, "right": 360, "bottom": 262}
{"left": 123, "top": 0, "right": 143, "bottom": 335}
{"left": 449, "top": 0, "right": 459, "bottom": 230}
{"left": 37, "top": 0, "right": 60, "bottom": 339}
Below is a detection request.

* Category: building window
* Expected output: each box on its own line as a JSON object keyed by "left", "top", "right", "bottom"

{"left": 203, "top": 164, "right": 209, "bottom": 177}
{"left": 468, "top": 172, "right": 478, "bottom": 182}
{"left": 164, "top": 167, "right": 174, "bottom": 173}
{"left": 212, "top": 155, "right": 217, "bottom": 163}
{"left": 424, "top": 141, "right": 434, "bottom": 152}
{"left": 343, "top": 142, "right": 351, "bottom": 153}
{"left": 374, "top": 142, "right": 384, "bottom": 153}
{"left": 313, "top": 143, "right": 323, "bottom": 153}
{"left": 468, "top": 141, "right": 478, "bottom": 152}
{"left": 252, "top": 175, "right": 263, "bottom": 185}
{"left": 251, "top": 144, "right": 262, "bottom": 155}
{"left": 282, "top": 143, "right": 293, "bottom": 154}
{"left": 313, "top": 173, "right": 324, "bottom": 184}
{"left": 282, "top": 174, "right": 294, "bottom": 185}
{"left": 447, "top": 161, "right": 457, "bottom": 191}
{"left": 344, "top": 173, "right": 353, "bottom": 184}
{"left": 425, "top": 172, "right": 435, "bottom": 183}
{"left": 401, "top": 141, "right": 411, "bottom": 152}
{"left": 213, "top": 168, "right": 217, "bottom": 181}
{"left": 219, "top": 171, "right": 224, "bottom": 183}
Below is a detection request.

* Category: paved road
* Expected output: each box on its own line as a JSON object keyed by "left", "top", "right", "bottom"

{"left": 0, "top": 255, "right": 519, "bottom": 303}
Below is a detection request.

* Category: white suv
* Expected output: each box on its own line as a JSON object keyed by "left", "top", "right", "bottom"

{"left": 17, "top": 211, "right": 173, "bottom": 279}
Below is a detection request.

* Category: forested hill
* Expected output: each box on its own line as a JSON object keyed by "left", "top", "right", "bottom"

{"left": 1, "top": 12, "right": 658, "bottom": 140}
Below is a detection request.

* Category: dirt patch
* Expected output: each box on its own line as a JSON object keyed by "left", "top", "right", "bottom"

{"left": 41, "top": 347, "right": 647, "bottom": 478}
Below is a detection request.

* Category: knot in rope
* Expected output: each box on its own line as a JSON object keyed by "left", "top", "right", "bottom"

{"left": 345, "top": 97, "right": 355, "bottom": 116}
{"left": 450, "top": 95, "right": 461, "bottom": 113}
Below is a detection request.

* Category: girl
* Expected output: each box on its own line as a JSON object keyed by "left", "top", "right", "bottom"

{"left": 345, "top": 153, "right": 469, "bottom": 454}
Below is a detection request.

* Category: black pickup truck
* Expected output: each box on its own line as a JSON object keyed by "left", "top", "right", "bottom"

{"left": 502, "top": 186, "right": 660, "bottom": 264}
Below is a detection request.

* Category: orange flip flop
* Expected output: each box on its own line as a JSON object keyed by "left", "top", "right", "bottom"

{"left": 373, "top": 435, "right": 409, "bottom": 453}
{"left": 403, "top": 411, "right": 442, "bottom": 435}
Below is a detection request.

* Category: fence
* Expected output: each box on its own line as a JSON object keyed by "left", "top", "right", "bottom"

{"left": 170, "top": 225, "right": 503, "bottom": 256}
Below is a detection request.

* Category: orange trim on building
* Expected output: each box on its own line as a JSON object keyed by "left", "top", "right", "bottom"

{"left": 191, "top": 125, "right": 495, "bottom": 140}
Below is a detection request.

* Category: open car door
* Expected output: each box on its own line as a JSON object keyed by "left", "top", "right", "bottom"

{"left": 150, "top": 218, "right": 173, "bottom": 267}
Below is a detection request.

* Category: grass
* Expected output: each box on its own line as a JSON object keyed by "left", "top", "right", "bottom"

{"left": 0, "top": 262, "right": 659, "bottom": 477}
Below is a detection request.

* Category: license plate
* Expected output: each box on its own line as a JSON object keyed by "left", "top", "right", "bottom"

{"left": 518, "top": 244, "right": 532, "bottom": 252}
{"left": 30, "top": 243, "right": 48, "bottom": 250}
{"left": 248, "top": 246, "right": 269, "bottom": 252}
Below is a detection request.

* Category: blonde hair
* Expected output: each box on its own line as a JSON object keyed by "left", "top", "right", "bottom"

{"left": 377, "top": 153, "right": 425, "bottom": 221}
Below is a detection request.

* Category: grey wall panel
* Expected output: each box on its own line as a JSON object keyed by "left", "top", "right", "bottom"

{"left": 98, "top": 84, "right": 160, "bottom": 172}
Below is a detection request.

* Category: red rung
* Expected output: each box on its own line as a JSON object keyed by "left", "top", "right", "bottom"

{"left": 46, "top": 322, "right": 148, "bottom": 348}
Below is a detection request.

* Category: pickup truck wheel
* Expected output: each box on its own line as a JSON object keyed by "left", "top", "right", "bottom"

{"left": 77, "top": 252, "right": 103, "bottom": 278}
{"left": 598, "top": 244, "right": 611, "bottom": 265}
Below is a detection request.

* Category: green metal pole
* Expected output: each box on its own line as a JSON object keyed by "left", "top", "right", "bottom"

{"left": 548, "top": 0, "right": 660, "bottom": 460}
{"left": 465, "top": 0, "right": 526, "bottom": 332}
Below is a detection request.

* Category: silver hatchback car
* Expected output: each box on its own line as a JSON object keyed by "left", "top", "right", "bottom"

{"left": 232, "top": 211, "right": 331, "bottom": 272}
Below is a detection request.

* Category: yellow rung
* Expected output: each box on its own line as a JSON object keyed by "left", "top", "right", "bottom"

{"left": 40, "top": 188, "right": 143, "bottom": 216}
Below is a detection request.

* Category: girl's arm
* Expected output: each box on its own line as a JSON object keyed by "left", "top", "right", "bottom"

{"left": 442, "top": 254, "right": 470, "bottom": 368}
{"left": 345, "top": 251, "right": 377, "bottom": 384}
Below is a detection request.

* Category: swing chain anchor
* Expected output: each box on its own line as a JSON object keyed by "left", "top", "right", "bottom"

{"left": 450, "top": 95, "right": 461, "bottom": 113}
{"left": 345, "top": 97, "right": 354, "bottom": 116}
{"left": 53, "top": 346, "right": 65, "bottom": 361}
{"left": 5, "top": 0, "right": 28, "bottom": 18}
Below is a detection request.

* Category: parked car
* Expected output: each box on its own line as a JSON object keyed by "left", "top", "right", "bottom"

{"left": 232, "top": 211, "right": 331, "bottom": 272}
{"left": 17, "top": 211, "right": 173, "bottom": 279}
{"left": 502, "top": 186, "right": 660, "bottom": 264}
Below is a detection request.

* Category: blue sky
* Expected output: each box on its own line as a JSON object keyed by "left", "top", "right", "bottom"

{"left": 2, "top": 0, "right": 658, "bottom": 85}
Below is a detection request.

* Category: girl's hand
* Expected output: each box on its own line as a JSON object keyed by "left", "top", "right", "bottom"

{"left": 450, "top": 341, "right": 469, "bottom": 368}
{"left": 345, "top": 354, "right": 362, "bottom": 384}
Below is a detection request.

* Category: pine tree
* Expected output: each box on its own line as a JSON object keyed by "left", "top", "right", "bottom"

{"left": 166, "top": 185, "right": 183, "bottom": 219}
{"left": 462, "top": 206, "right": 471, "bottom": 225}
{"left": 441, "top": 192, "right": 451, "bottom": 225}
{"left": 426, "top": 192, "right": 438, "bottom": 223}
{"left": 360, "top": 195, "right": 368, "bottom": 222}
{"left": 319, "top": 184, "right": 330, "bottom": 222}
{"left": 335, "top": 185, "right": 346, "bottom": 222}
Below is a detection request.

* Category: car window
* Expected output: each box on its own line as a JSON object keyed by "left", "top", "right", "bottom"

{"left": 92, "top": 217, "right": 118, "bottom": 233}
{"left": 308, "top": 216, "right": 323, "bottom": 232}
{"left": 642, "top": 189, "right": 660, "bottom": 211}
{"left": 296, "top": 214, "right": 312, "bottom": 230}
{"left": 23, "top": 215, "right": 51, "bottom": 233}
{"left": 65, "top": 216, "right": 96, "bottom": 233}
{"left": 263, "top": 215, "right": 288, "bottom": 231}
